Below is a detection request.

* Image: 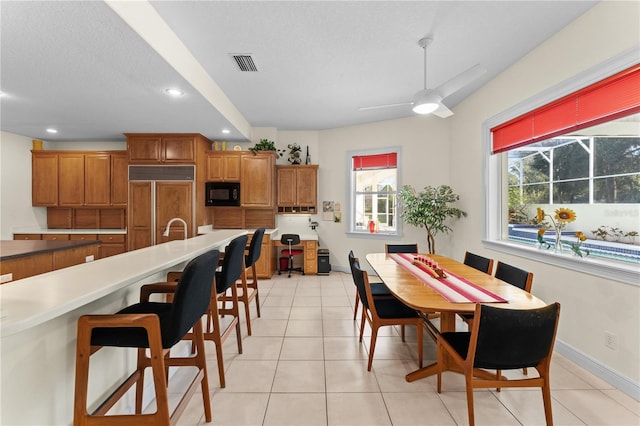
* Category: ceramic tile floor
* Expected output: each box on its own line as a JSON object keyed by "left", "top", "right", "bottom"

{"left": 153, "top": 272, "right": 639, "bottom": 425}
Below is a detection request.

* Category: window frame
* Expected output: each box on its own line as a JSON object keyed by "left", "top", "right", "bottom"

{"left": 346, "top": 146, "right": 403, "bottom": 239}
{"left": 482, "top": 47, "right": 640, "bottom": 286}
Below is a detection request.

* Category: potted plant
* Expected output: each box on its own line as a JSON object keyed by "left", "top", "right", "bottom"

{"left": 399, "top": 185, "right": 467, "bottom": 254}
{"left": 249, "top": 139, "right": 285, "bottom": 157}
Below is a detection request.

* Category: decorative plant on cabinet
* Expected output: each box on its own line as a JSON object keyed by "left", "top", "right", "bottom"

{"left": 399, "top": 185, "right": 467, "bottom": 254}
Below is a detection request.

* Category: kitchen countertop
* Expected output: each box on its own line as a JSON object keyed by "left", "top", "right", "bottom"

{"left": 0, "top": 240, "right": 100, "bottom": 261}
{"left": 13, "top": 227, "right": 127, "bottom": 235}
{"left": 0, "top": 229, "right": 246, "bottom": 336}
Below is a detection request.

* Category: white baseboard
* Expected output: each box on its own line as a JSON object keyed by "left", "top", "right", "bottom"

{"left": 555, "top": 339, "right": 639, "bottom": 400}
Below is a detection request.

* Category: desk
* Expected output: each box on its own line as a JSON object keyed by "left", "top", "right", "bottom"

{"left": 365, "top": 253, "right": 546, "bottom": 382}
{"left": 273, "top": 236, "right": 318, "bottom": 274}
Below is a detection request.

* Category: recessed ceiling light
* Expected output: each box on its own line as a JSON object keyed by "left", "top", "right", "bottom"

{"left": 46, "top": 128, "right": 58, "bottom": 134}
{"left": 222, "top": 129, "right": 231, "bottom": 134}
{"left": 165, "top": 88, "right": 184, "bottom": 96}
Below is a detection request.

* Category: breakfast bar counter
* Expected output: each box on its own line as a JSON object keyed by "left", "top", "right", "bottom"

{"left": 0, "top": 229, "right": 246, "bottom": 425}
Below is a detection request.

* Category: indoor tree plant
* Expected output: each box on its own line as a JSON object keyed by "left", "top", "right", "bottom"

{"left": 399, "top": 184, "right": 467, "bottom": 254}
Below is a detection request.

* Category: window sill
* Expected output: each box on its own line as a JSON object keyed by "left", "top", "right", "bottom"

{"left": 346, "top": 231, "right": 402, "bottom": 240}
{"left": 483, "top": 239, "right": 639, "bottom": 287}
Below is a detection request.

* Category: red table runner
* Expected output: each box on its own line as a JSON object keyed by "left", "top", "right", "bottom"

{"left": 389, "top": 253, "right": 507, "bottom": 303}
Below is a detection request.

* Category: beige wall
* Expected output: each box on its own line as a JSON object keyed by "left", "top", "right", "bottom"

{"left": 448, "top": 1, "right": 640, "bottom": 386}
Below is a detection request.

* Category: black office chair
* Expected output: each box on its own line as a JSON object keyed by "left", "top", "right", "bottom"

{"left": 385, "top": 243, "right": 419, "bottom": 254}
{"left": 463, "top": 251, "right": 494, "bottom": 274}
{"left": 437, "top": 302, "right": 560, "bottom": 426}
{"left": 348, "top": 251, "right": 393, "bottom": 320}
{"left": 279, "top": 234, "right": 304, "bottom": 277}
{"left": 73, "top": 249, "right": 219, "bottom": 425}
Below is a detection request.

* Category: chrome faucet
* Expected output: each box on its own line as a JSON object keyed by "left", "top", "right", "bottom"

{"left": 163, "top": 217, "right": 188, "bottom": 240}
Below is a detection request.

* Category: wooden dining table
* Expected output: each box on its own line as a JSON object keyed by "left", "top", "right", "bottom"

{"left": 365, "top": 252, "right": 547, "bottom": 382}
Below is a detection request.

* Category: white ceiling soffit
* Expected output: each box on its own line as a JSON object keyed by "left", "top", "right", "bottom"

{"left": 0, "top": 1, "right": 598, "bottom": 142}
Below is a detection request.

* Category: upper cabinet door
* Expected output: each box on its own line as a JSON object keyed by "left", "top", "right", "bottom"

{"left": 276, "top": 167, "right": 296, "bottom": 205}
{"left": 58, "top": 153, "right": 85, "bottom": 206}
{"left": 206, "top": 152, "right": 241, "bottom": 181}
{"left": 127, "top": 135, "right": 162, "bottom": 163}
{"left": 32, "top": 152, "right": 59, "bottom": 206}
{"left": 110, "top": 152, "right": 128, "bottom": 206}
{"left": 241, "top": 154, "right": 274, "bottom": 207}
{"left": 84, "top": 154, "right": 111, "bottom": 206}
{"left": 295, "top": 167, "right": 318, "bottom": 206}
{"left": 162, "top": 136, "right": 195, "bottom": 163}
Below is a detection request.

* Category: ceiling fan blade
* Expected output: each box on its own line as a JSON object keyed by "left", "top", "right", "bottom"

{"left": 435, "top": 64, "right": 486, "bottom": 99}
{"left": 432, "top": 102, "right": 453, "bottom": 118}
{"left": 359, "top": 101, "right": 412, "bottom": 111}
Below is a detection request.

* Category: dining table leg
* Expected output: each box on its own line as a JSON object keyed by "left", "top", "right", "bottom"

{"left": 405, "top": 311, "right": 457, "bottom": 382}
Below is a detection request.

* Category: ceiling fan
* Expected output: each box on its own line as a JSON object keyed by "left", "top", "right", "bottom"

{"left": 360, "top": 37, "right": 486, "bottom": 118}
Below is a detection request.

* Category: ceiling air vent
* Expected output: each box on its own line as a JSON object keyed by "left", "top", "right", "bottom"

{"left": 231, "top": 54, "right": 257, "bottom": 72}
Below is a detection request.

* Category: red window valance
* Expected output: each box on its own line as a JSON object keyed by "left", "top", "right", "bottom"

{"left": 491, "top": 64, "right": 640, "bottom": 154}
{"left": 352, "top": 152, "right": 397, "bottom": 170}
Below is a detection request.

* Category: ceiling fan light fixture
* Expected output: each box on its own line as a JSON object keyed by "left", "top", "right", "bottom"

{"left": 412, "top": 89, "right": 441, "bottom": 114}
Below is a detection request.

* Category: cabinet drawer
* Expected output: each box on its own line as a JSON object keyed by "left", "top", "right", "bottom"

{"left": 99, "top": 234, "right": 125, "bottom": 243}
{"left": 13, "top": 234, "right": 42, "bottom": 240}
{"left": 42, "top": 234, "right": 70, "bottom": 241}
{"left": 69, "top": 234, "right": 98, "bottom": 241}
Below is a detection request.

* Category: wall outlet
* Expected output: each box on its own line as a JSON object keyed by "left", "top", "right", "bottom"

{"left": 0, "top": 273, "right": 13, "bottom": 283}
{"left": 85, "top": 255, "right": 95, "bottom": 262}
{"left": 604, "top": 331, "right": 617, "bottom": 350}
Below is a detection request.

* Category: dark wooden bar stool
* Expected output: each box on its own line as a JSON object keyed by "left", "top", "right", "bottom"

{"left": 73, "top": 249, "right": 219, "bottom": 425}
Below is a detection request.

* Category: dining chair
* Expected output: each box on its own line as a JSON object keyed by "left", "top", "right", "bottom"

{"left": 348, "top": 251, "right": 392, "bottom": 320}
{"left": 350, "top": 258, "right": 423, "bottom": 371}
{"left": 384, "top": 243, "right": 419, "bottom": 254}
{"left": 279, "top": 234, "right": 304, "bottom": 277}
{"left": 459, "top": 260, "right": 535, "bottom": 378}
{"left": 463, "top": 251, "right": 494, "bottom": 274}
{"left": 437, "top": 302, "right": 560, "bottom": 426}
{"left": 205, "top": 234, "right": 247, "bottom": 388}
{"left": 73, "top": 249, "right": 219, "bottom": 425}
{"left": 494, "top": 261, "right": 533, "bottom": 293}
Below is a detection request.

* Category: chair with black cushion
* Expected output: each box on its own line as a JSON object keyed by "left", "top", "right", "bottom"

{"left": 73, "top": 249, "right": 219, "bottom": 425}
{"left": 350, "top": 258, "right": 423, "bottom": 371}
{"left": 205, "top": 234, "right": 247, "bottom": 388}
{"left": 437, "top": 302, "right": 560, "bottom": 426}
{"left": 494, "top": 261, "right": 533, "bottom": 293}
{"left": 384, "top": 243, "right": 419, "bottom": 254}
{"left": 348, "top": 251, "right": 393, "bottom": 320}
{"left": 238, "top": 228, "right": 265, "bottom": 335}
{"left": 459, "top": 261, "right": 535, "bottom": 376}
{"left": 463, "top": 251, "right": 494, "bottom": 275}
{"left": 279, "top": 234, "right": 304, "bottom": 277}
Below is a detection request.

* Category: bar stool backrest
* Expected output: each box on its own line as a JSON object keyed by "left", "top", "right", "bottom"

{"left": 216, "top": 234, "right": 249, "bottom": 294}
{"left": 246, "top": 228, "right": 266, "bottom": 267}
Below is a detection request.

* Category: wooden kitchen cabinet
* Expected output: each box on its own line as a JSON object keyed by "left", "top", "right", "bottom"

{"left": 241, "top": 152, "right": 275, "bottom": 208}
{"left": 58, "top": 153, "right": 85, "bottom": 207}
{"left": 110, "top": 152, "right": 128, "bottom": 206}
{"left": 127, "top": 181, "right": 193, "bottom": 251}
{"left": 32, "top": 151, "right": 58, "bottom": 206}
{"left": 97, "top": 234, "right": 126, "bottom": 258}
{"left": 84, "top": 154, "right": 111, "bottom": 206}
{"left": 13, "top": 234, "right": 42, "bottom": 240}
{"left": 126, "top": 134, "right": 196, "bottom": 164}
{"left": 304, "top": 240, "right": 318, "bottom": 274}
{"left": 276, "top": 165, "right": 318, "bottom": 213}
{"left": 206, "top": 152, "right": 241, "bottom": 181}
{"left": 32, "top": 151, "right": 126, "bottom": 208}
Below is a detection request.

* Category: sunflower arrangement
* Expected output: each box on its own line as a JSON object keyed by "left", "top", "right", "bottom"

{"left": 569, "top": 231, "right": 590, "bottom": 258}
{"left": 533, "top": 207, "right": 578, "bottom": 252}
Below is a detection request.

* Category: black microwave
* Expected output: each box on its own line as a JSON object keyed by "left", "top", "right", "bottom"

{"left": 205, "top": 182, "right": 241, "bottom": 206}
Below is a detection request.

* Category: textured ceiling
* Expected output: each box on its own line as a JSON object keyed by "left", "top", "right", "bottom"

{"left": 0, "top": 1, "right": 597, "bottom": 142}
